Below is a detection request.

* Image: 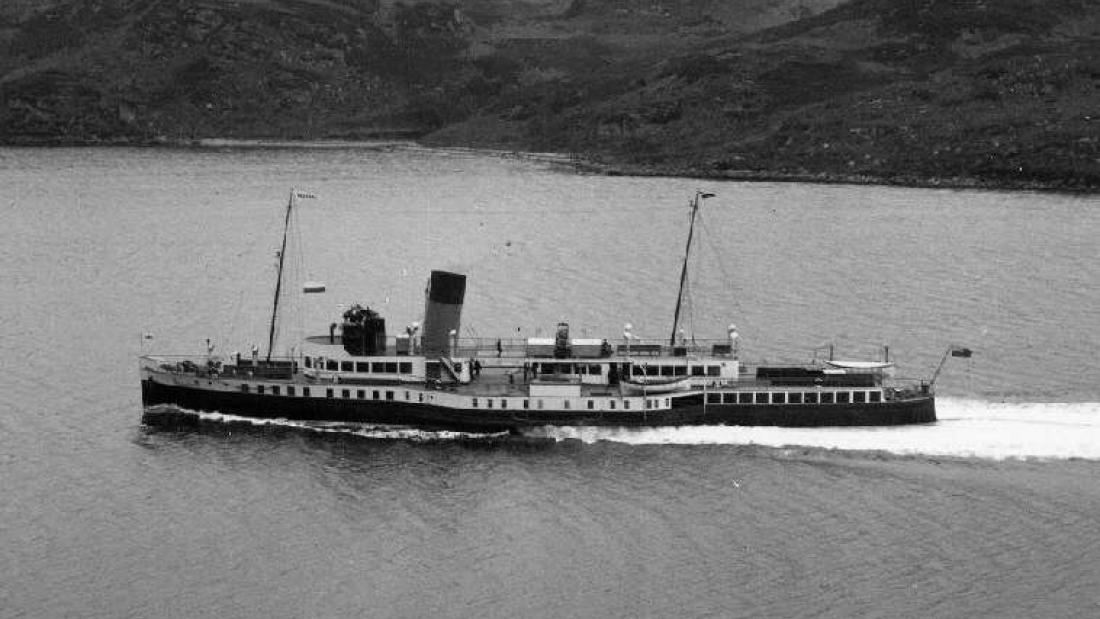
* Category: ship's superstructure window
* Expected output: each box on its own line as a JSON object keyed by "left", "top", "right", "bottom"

{"left": 501, "top": 399, "right": 507, "bottom": 409}
{"left": 385, "top": 391, "right": 394, "bottom": 400}
{"left": 674, "top": 366, "right": 687, "bottom": 376}
{"left": 837, "top": 392, "right": 850, "bottom": 404}
{"left": 326, "top": 388, "right": 334, "bottom": 398}
{"left": 373, "top": 390, "right": 380, "bottom": 400}
{"left": 805, "top": 392, "right": 818, "bottom": 404}
{"left": 272, "top": 386, "right": 280, "bottom": 396}
{"left": 357, "top": 390, "right": 365, "bottom": 399}
{"left": 241, "top": 384, "right": 250, "bottom": 393}
{"left": 739, "top": 392, "right": 753, "bottom": 404}
{"left": 660, "top": 366, "right": 674, "bottom": 377}
{"left": 772, "top": 392, "right": 785, "bottom": 404}
{"left": 587, "top": 400, "right": 594, "bottom": 410}
{"left": 708, "top": 393, "right": 721, "bottom": 404}
{"left": 287, "top": 386, "right": 295, "bottom": 396}
{"left": 707, "top": 366, "right": 721, "bottom": 377}
{"left": 624, "top": 400, "right": 630, "bottom": 409}
{"left": 755, "top": 392, "right": 768, "bottom": 404}
{"left": 821, "top": 392, "right": 834, "bottom": 404}
{"left": 789, "top": 392, "right": 802, "bottom": 404}
{"left": 609, "top": 400, "right": 616, "bottom": 409}
{"left": 564, "top": 400, "right": 571, "bottom": 409}
{"left": 472, "top": 398, "right": 479, "bottom": 408}
{"left": 258, "top": 385, "right": 265, "bottom": 395}
{"left": 372, "top": 362, "right": 384, "bottom": 373}
{"left": 304, "top": 358, "right": 312, "bottom": 369}
{"left": 523, "top": 400, "right": 530, "bottom": 409}
{"left": 303, "top": 387, "right": 310, "bottom": 397}
{"left": 385, "top": 362, "right": 398, "bottom": 373}
{"left": 356, "top": 362, "right": 369, "bottom": 373}
{"left": 853, "top": 391, "right": 866, "bottom": 403}
{"left": 327, "top": 360, "right": 338, "bottom": 371}
{"left": 869, "top": 391, "right": 882, "bottom": 403}
{"left": 342, "top": 389, "right": 350, "bottom": 398}
{"left": 341, "top": 361, "right": 353, "bottom": 372}
{"left": 404, "top": 391, "right": 410, "bottom": 400}
{"left": 691, "top": 366, "right": 705, "bottom": 376}
{"left": 487, "top": 399, "right": 493, "bottom": 408}
{"left": 400, "top": 362, "right": 413, "bottom": 374}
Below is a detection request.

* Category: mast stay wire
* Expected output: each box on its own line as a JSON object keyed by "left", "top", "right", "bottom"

{"left": 697, "top": 209, "right": 743, "bottom": 323}
{"left": 222, "top": 209, "right": 271, "bottom": 356}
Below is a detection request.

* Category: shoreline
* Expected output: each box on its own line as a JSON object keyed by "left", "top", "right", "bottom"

{"left": 2, "top": 135, "right": 1095, "bottom": 195}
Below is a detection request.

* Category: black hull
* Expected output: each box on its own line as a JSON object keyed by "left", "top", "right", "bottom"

{"left": 142, "top": 379, "right": 936, "bottom": 433}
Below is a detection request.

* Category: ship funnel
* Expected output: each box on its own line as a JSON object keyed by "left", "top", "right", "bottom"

{"left": 421, "top": 270, "right": 466, "bottom": 359}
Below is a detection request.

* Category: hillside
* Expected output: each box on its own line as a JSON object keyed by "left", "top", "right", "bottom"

{"left": 1, "top": 0, "right": 1097, "bottom": 190}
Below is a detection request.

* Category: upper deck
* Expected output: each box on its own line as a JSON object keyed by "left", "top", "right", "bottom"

{"left": 301, "top": 333, "right": 738, "bottom": 362}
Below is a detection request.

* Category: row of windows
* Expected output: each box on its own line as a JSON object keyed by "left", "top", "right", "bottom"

{"left": 527, "top": 363, "right": 722, "bottom": 377}
{"left": 633, "top": 365, "right": 722, "bottom": 377}
{"left": 705, "top": 390, "right": 882, "bottom": 405}
{"left": 244, "top": 384, "right": 429, "bottom": 403}
{"left": 470, "top": 397, "right": 671, "bottom": 410}
{"left": 533, "top": 363, "right": 604, "bottom": 376}
{"left": 303, "top": 358, "right": 413, "bottom": 374}
{"left": 241, "top": 384, "right": 683, "bottom": 412}
{"left": 298, "top": 357, "right": 724, "bottom": 379}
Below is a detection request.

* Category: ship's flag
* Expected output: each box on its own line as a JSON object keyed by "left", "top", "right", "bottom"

{"left": 303, "top": 281, "right": 326, "bottom": 294}
{"left": 294, "top": 191, "right": 316, "bottom": 200}
{"left": 950, "top": 346, "right": 973, "bottom": 358}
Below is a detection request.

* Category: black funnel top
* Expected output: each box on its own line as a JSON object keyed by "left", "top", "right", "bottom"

{"left": 427, "top": 271, "right": 466, "bottom": 305}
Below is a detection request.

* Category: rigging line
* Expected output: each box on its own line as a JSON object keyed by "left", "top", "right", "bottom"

{"left": 686, "top": 230, "right": 697, "bottom": 341}
{"left": 225, "top": 212, "right": 271, "bottom": 351}
{"left": 287, "top": 203, "right": 306, "bottom": 354}
{"left": 698, "top": 214, "right": 742, "bottom": 317}
{"left": 267, "top": 192, "right": 294, "bottom": 361}
{"left": 357, "top": 205, "right": 677, "bottom": 216}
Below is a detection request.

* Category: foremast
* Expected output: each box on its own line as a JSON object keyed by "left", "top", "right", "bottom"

{"left": 266, "top": 189, "right": 314, "bottom": 362}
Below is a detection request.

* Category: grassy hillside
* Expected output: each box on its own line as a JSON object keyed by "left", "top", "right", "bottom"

{"left": 428, "top": 0, "right": 1100, "bottom": 190}
{"left": 1, "top": 0, "right": 1097, "bottom": 190}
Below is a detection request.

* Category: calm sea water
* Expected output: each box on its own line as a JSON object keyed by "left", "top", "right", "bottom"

{"left": 2, "top": 144, "right": 1099, "bottom": 618}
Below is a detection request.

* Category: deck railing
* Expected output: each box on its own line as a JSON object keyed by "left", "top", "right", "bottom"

{"left": 141, "top": 354, "right": 299, "bottom": 379}
{"left": 304, "top": 334, "right": 739, "bottom": 358}
{"left": 453, "top": 336, "right": 738, "bottom": 359}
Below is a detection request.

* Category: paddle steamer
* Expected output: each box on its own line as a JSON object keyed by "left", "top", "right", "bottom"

{"left": 141, "top": 191, "right": 942, "bottom": 432}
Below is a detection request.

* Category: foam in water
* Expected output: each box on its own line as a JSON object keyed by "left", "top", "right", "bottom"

{"left": 147, "top": 399, "right": 1100, "bottom": 460}
{"left": 151, "top": 408, "right": 510, "bottom": 442}
{"left": 525, "top": 398, "right": 1100, "bottom": 460}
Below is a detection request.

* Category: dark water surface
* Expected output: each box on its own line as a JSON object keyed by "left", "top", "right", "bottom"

{"left": 2, "top": 145, "right": 1099, "bottom": 618}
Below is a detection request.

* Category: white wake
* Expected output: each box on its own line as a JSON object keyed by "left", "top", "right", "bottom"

{"left": 153, "top": 400, "right": 1100, "bottom": 459}
{"left": 525, "top": 398, "right": 1100, "bottom": 460}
